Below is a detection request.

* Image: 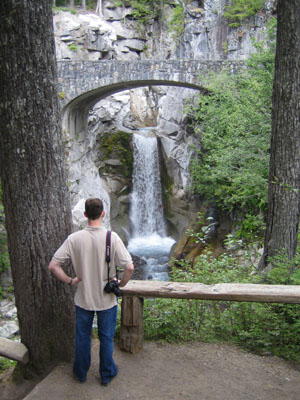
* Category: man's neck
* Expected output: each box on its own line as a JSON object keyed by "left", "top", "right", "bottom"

{"left": 88, "top": 217, "right": 102, "bottom": 227}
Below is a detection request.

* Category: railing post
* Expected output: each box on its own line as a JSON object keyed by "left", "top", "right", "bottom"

{"left": 119, "top": 296, "right": 144, "bottom": 353}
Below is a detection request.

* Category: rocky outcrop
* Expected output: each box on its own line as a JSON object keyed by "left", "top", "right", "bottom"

{"left": 54, "top": 0, "right": 275, "bottom": 238}
{"left": 0, "top": 297, "right": 18, "bottom": 338}
{"left": 54, "top": 1, "right": 275, "bottom": 61}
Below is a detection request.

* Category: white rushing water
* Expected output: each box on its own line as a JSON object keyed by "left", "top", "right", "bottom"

{"left": 128, "top": 129, "right": 175, "bottom": 281}
{"left": 130, "top": 129, "right": 166, "bottom": 237}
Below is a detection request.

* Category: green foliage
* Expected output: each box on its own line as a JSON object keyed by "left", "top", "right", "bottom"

{"left": 0, "top": 356, "right": 16, "bottom": 372}
{"left": 171, "top": 247, "right": 259, "bottom": 285}
{"left": 99, "top": 130, "right": 134, "bottom": 180}
{"left": 128, "top": 0, "right": 163, "bottom": 25}
{"left": 0, "top": 188, "right": 10, "bottom": 299}
{"left": 234, "top": 213, "right": 265, "bottom": 241}
{"left": 115, "top": 0, "right": 185, "bottom": 38}
{"left": 52, "top": 6, "right": 71, "bottom": 13}
{"left": 68, "top": 43, "right": 79, "bottom": 52}
{"left": 0, "top": 243, "right": 9, "bottom": 274}
{"left": 143, "top": 244, "right": 300, "bottom": 361}
{"left": 186, "top": 20, "right": 276, "bottom": 219}
{"left": 53, "top": 0, "right": 97, "bottom": 8}
{"left": 224, "top": 0, "right": 266, "bottom": 28}
{"left": 144, "top": 297, "right": 206, "bottom": 341}
{"left": 185, "top": 212, "right": 218, "bottom": 245}
{"left": 222, "top": 41, "right": 228, "bottom": 53}
{"left": 0, "top": 231, "right": 10, "bottom": 299}
{"left": 264, "top": 246, "right": 300, "bottom": 285}
{"left": 53, "top": 0, "right": 186, "bottom": 39}
{"left": 167, "top": 2, "right": 185, "bottom": 40}
{"left": 0, "top": 221, "right": 9, "bottom": 276}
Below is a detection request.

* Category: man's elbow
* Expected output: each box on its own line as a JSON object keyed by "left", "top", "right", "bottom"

{"left": 48, "top": 259, "right": 58, "bottom": 273}
{"left": 128, "top": 263, "right": 134, "bottom": 273}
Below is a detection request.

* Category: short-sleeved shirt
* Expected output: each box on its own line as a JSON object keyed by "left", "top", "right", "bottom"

{"left": 53, "top": 225, "right": 132, "bottom": 311}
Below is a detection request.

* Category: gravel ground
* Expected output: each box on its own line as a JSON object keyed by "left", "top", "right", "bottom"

{"left": 1, "top": 340, "right": 300, "bottom": 400}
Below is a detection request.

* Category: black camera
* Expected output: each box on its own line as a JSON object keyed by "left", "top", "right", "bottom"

{"left": 104, "top": 280, "right": 122, "bottom": 297}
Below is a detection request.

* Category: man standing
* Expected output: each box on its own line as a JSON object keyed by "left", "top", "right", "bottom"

{"left": 48, "top": 198, "right": 134, "bottom": 385}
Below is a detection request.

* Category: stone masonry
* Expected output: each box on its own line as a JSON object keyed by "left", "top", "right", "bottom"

{"left": 57, "top": 59, "right": 244, "bottom": 111}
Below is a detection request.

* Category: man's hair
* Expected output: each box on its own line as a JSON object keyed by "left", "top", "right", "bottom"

{"left": 85, "top": 198, "right": 104, "bottom": 220}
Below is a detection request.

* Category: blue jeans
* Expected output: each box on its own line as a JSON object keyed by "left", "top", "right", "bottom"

{"left": 73, "top": 305, "right": 118, "bottom": 383}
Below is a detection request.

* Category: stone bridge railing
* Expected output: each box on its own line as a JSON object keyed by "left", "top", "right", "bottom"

{"left": 57, "top": 59, "right": 244, "bottom": 134}
{"left": 57, "top": 59, "right": 244, "bottom": 108}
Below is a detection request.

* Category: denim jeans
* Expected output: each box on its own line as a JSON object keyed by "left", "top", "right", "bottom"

{"left": 73, "top": 305, "right": 118, "bottom": 383}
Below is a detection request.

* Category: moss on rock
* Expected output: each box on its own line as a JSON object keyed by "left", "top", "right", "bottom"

{"left": 98, "top": 130, "right": 134, "bottom": 181}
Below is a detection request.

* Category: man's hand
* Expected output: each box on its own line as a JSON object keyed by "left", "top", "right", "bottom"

{"left": 118, "top": 263, "right": 134, "bottom": 287}
{"left": 49, "top": 259, "right": 81, "bottom": 286}
{"left": 71, "top": 277, "right": 82, "bottom": 286}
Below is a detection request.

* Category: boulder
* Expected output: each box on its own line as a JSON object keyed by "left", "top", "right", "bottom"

{"left": 0, "top": 321, "right": 19, "bottom": 339}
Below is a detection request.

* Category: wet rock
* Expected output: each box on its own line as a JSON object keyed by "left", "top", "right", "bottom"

{"left": 0, "top": 321, "right": 19, "bottom": 339}
{"left": 0, "top": 299, "right": 19, "bottom": 339}
{"left": 130, "top": 255, "right": 147, "bottom": 280}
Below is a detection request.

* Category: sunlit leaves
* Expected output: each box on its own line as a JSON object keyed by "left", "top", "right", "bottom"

{"left": 187, "top": 21, "right": 276, "bottom": 214}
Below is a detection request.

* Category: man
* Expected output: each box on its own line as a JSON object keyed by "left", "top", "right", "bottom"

{"left": 48, "top": 198, "right": 134, "bottom": 385}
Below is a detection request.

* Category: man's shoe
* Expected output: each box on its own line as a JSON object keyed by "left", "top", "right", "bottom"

{"left": 101, "top": 367, "right": 118, "bottom": 386}
{"left": 73, "top": 372, "right": 86, "bottom": 383}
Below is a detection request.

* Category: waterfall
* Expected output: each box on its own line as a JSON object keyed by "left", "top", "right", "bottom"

{"left": 130, "top": 129, "right": 166, "bottom": 237}
{"left": 128, "top": 128, "right": 175, "bottom": 281}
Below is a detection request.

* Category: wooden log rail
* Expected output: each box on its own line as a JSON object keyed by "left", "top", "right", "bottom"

{"left": 0, "top": 337, "right": 29, "bottom": 364}
{"left": 119, "top": 280, "right": 300, "bottom": 353}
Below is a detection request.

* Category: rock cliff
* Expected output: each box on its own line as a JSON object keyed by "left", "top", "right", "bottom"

{"left": 53, "top": 0, "right": 275, "bottom": 241}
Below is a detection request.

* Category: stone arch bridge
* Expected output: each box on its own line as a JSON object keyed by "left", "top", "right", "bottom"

{"left": 57, "top": 59, "right": 243, "bottom": 134}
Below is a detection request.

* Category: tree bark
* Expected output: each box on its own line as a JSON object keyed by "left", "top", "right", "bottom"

{"left": 259, "top": 0, "right": 300, "bottom": 271}
{"left": 96, "top": 0, "right": 102, "bottom": 16}
{"left": 0, "top": 0, "right": 75, "bottom": 372}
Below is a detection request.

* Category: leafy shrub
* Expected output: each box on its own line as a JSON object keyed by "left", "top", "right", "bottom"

{"left": 186, "top": 19, "right": 275, "bottom": 219}
{"left": 0, "top": 189, "right": 11, "bottom": 299}
{"left": 224, "top": 0, "right": 266, "bottom": 28}
{"left": 167, "top": 2, "right": 185, "bottom": 39}
{"left": 143, "top": 245, "right": 300, "bottom": 361}
{"left": 0, "top": 357, "right": 16, "bottom": 372}
{"left": 127, "top": 0, "right": 163, "bottom": 25}
{"left": 0, "top": 206, "right": 9, "bottom": 276}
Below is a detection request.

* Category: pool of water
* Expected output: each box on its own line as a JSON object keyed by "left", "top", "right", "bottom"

{"left": 128, "top": 234, "right": 175, "bottom": 281}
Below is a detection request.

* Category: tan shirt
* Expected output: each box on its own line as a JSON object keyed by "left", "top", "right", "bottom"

{"left": 53, "top": 226, "right": 132, "bottom": 311}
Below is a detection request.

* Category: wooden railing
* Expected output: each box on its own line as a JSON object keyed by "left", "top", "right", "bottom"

{"left": 119, "top": 280, "right": 300, "bottom": 353}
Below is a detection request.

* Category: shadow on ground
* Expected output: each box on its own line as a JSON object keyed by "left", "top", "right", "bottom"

{"left": 1, "top": 340, "right": 300, "bottom": 400}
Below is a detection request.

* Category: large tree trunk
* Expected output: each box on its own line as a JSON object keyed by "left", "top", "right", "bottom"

{"left": 259, "top": 0, "right": 300, "bottom": 271}
{"left": 0, "top": 0, "right": 75, "bottom": 371}
{"left": 96, "top": 0, "right": 102, "bottom": 16}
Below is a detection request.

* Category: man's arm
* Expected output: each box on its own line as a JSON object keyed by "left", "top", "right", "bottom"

{"left": 48, "top": 259, "right": 81, "bottom": 286}
{"left": 119, "top": 263, "right": 134, "bottom": 287}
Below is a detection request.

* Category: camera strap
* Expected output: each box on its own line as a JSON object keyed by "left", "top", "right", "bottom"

{"left": 105, "top": 230, "right": 119, "bottom": 282}
{"left": 105, "top": 230, "right": 111, "bottom": 283}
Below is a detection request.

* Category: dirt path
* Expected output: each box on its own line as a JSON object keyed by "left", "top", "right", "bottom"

{"left": 1, "top": 340, "right": 300, "bottom": 400}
